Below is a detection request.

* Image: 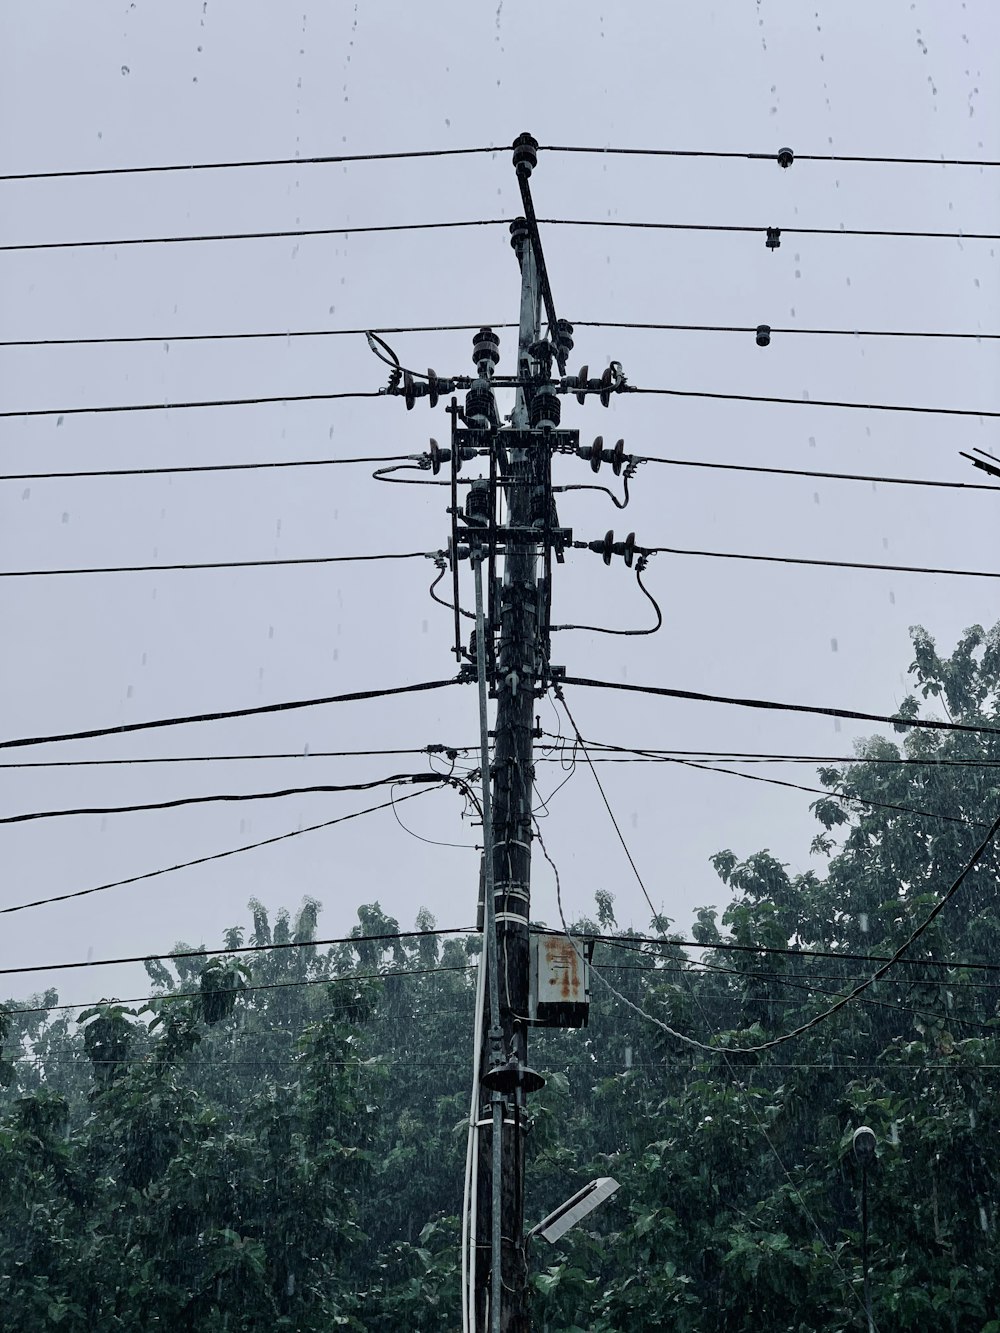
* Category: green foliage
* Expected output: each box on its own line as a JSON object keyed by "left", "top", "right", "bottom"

{"left": 2, "top": 625, "right": 999, "bottom": 1329}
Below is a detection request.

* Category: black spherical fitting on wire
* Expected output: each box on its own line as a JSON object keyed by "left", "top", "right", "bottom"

{"left": 777, "top": 146, "right": 794, "bottom": 168}
{"left": 766, "top": 227, "right": 782, "bottom": 251}
{"left": 756, "top": 324, "right": 772, "bottom": 347}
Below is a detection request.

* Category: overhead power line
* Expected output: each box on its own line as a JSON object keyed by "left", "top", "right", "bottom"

{"left": 1, "top": 788, "right": 440, "bottom": 916}
{"left": 541, "top": 928, "right": 1000, "bottom": 976}
{"left": 539, "top": 144, "right": 1000, "bottom": 169}
{"left": 546, "top": 738, "right": 1000, "bottom": 770}
{"left": 0, "top": 924, "right": 478, "bottom": 978}
{"left": 630, "top": 386, "right": 999, "bottom": 419}
{"left": 4, "top": 385, "right": 994, "bottom": 422}
{"left": 640, "top": 454, "right": 1000, "bottom": 495}
{"left": 0, "top": 218, "right": 508, "bottom": 253}
{"left": 648, "top": 544, "right": 1000, "bottom": 582}
{"left": 0, "top": 772, "right": 445, "bottom": 826}
{"left": 3, "top": 744, "right": 997, "bottom": 772}
{"left": 0, "top": 550, "right": 432, "bottom": 579}
{"left": 3, "top": 319, "right": 991, "bottom": 350}
{"left": 2, "top": 142, "right": 995, "bottom": 183}
{"left": 0, "top": 389, "right": 381, "bottom": 419}
{"left": 0, "top": 677, "right": 463, "bottom": 752}
{"left": 4, "top": 216, "right": 996, "bottom": 255}
{"left": 573, "top": 320, "right": 1000, "bottom": 342}
{"left": 0, "top": 145, "right": 501, "bottom": 182}
{"left": 8, "top": 962, "right": 476, "bottom": 1019}
{"left": 541, "top": 218, "right": 999, "bottom": 242}
{"left": 561, "top": 677, "right": 1000, "bottom": 739}
{"left": 0, "top": 455, "right": 416, "bottom": 482}
{"left": 0, "top": 744, "right": 470, "bottom": 770}
{"left": 658, "top": 753, "right": 981, "bottom": 829}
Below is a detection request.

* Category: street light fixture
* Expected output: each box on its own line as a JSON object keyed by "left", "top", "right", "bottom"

{"left": 853, "top": 1126, "right": 877, "bottom": 1333}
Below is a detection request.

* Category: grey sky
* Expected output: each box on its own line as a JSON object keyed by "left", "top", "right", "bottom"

{"left": 1, "top": 1, "right": 997, "bottom": 1010}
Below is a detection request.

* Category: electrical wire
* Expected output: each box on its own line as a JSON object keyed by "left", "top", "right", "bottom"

{"left": 4, "top": 385, "right": 993, "bottom": 422}
{"left": 0, "top": 389, "right": 382, "bottom": 419}
{"left": 629, "top": 385, "right": 1000, "bottom": 419}
{"left": 7, "top": 959, "right": 477, "bottom": 1019}
{"left": 3, "top": 319, "right": 991, "bottom": 351}
{"left": 539, "top": 144, "right": 1000, "bottom": 169}
{"left": 0, "top": 924, "right": 478, "bottom": 979}
{"left": 541, "top": 217, "right": 998, "bottom": 242}
{"left": 0, "top": 772, "right": 445, "bottom": 826}
{"left": 7, "top": 216, "right": 996, "bottom": 255}
{"left": 0, "top": 677, "right": 463, "bottom": 752}
{"left": 4, "top": 142, "right": 995, "bottom": 183}
{"left": 551, "top": 561, "right": 663, "bottom": 636}
{"left": 0, "top": 551, "right": 432, "bottom": 579}
{"left": 540, "top": 928, "right": 1000, "bottom": 976}
{"left": 0, "top": 455, "right": 417, "bottom": 482}
{"left": 571, "top": 319, "right": 1000, "bottom": 342}
{"left": 0, "top": 218, "right": 510, "bottom": 253}
{"left": 640, "top": 752, "right": 983, "bottom": 829}
{"left": 638, "top": 453, "right": 1000, "bottom": 495}
{"left": 0, "top": 322, "right": 518, "bottom": 350}
{"left": 561, "top": 676, "right": 1000, "bottom": 740}
{"left": 3, "top": 744, "right": 997, "bottom": 772}
{"left": 647, "top": 544, "right": 1000, "bottom": 582}
{"left": 550, "top": 695, "right": 1000, "bottom": 1056}
{"left": 537, "top": 738, "right": 1000, "bottom": 769}
{"left": 0, "top": 789, "right": 437, "bottom": 916}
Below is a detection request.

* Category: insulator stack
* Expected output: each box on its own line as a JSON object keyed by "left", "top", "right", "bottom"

{"left": 530, "top": 384, "right": 561, "bottom": 431}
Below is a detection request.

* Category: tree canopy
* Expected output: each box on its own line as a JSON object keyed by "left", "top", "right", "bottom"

{"left": 3, "top": 623, "right": 1000, "bottom": 1331}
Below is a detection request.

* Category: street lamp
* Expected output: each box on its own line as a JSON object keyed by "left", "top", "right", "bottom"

{"left": 852, "top": 1126, "right": 877, "bottom": 1333}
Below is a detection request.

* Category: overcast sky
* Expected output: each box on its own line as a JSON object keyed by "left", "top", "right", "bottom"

{"left": 1, "top": 1, "right": 998, "bottom": 1011}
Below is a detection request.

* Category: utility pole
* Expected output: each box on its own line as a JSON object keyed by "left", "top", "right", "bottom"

{"left": 473, "top": 136, "right": 548, "bottom": 1333}
{"left": 379, "top": 132, "right": 635, "bottom": 1332}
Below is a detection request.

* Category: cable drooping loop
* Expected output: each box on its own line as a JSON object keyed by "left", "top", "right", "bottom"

{"left": 551, "top": 556, "right": 662, "bottom": 636}
{"left": 555, "top": 686, "right": 1000, "bottom": 1056}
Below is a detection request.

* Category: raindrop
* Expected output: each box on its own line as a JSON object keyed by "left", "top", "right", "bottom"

{"left": 61, "top": 511, "right": 69, "bottom": 524}
{"left": 889, "top": 591, "right": 895, "bottom": 605}
{"left": 56, "top": 415, "right": 64, "bottom": 427}
{"left": 268, "top": 625, "right": 275, "bottom": 639}
{"left": 980, "top": 1206, "right": 990, "bottom": 1233}
{"left": 813, "top": 491, "right": 821, "bottom": 505}
{"left": 859, "top": 912, "right": 868, "bottom": 932}
{"left": 808, "top": 436, "right": 816, "bottom": 447}
{"left": 121, "top": 65, "right": 130, "bottom": 76}
{"left": 21, "top": 487, "right": 30, "bottom": 500}
{"left": 126, "top": 684, "right": 134, "bottom": 698}
{"left": 421, "top": 619, "right": 428, "bottom": 633}
{"left": 882, "top": 537, "right": 889, "bottom": 549}
{"left": 830, "top": 637, "right": 838, "bottom": 651}
{"left": 141, "top": 652, "right": 147, "bottom": 665}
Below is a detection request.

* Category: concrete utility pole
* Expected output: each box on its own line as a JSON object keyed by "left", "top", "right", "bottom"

{"left": 381, "top": 131, "right": 633, "bottom": 1332}
{"left": 473, "top": 144, "right": 546, "bottom": 1333}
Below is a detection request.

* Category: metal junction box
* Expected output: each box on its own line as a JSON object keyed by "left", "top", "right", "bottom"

{"left": 528, "top": 934, "right": 593, "bottom": 1028}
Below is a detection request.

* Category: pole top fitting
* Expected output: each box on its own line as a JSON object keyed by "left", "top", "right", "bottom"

{"left": 509, "top": 216, "right": 530, "bottom": 259}
{"left": 512, "top": 132, "right": 539, "bottom": 177}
